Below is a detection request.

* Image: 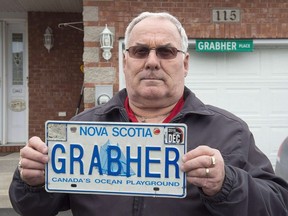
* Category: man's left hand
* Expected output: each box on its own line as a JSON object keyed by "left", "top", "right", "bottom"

{"left": 181, "top": 145, "right": 225, "bottom": 196}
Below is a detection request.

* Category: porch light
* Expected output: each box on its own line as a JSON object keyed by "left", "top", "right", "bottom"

{"left": 100, "top": 25, "right": 113, "bottom": 61}
{"left": 44, "top": 27, "right": 54, "bottom": 52}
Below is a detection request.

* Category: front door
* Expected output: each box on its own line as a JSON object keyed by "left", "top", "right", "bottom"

{"left": 0, "top": 21, "right": 28, "bottom": 145}
{"left": 0, "top": 21, "right": 3, "bottom": 144}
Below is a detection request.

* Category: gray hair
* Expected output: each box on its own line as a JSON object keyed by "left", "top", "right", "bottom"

{"left": 124, "top": 12, "right": 188, "bottom": 52}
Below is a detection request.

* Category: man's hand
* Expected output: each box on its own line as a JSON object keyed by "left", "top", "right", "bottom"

{"left": 18, "top": 136, "right": 49, "bottom": 186}
{"left": 181, "top": 145, "right": 225, "bottom": 196}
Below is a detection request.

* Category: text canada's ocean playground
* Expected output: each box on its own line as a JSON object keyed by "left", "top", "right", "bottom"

{"left": 51, "top": 177, "right": 181, "bottom": 187}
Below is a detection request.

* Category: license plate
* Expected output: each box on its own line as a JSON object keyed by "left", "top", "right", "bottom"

{"left": 45, "top": 121, "right": 187, "bottom": 198}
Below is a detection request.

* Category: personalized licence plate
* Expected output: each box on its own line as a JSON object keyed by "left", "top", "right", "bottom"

{"left": 45, "top": 121, "right": 187, "bottom": 198}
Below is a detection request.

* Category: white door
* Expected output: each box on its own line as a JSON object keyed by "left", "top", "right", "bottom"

{"left": 0, "top": 21, "right": 28, "bottom": 145}
{"left": 185, "top": 41, "right": 288, "bottom": 167}
{"left": 0, "top": 21, "right": 3, "bottom": 144}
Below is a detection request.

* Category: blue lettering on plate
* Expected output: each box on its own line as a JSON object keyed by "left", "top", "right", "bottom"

{"left": 79, "top": 126, "right": 108, "bottom": 136}
{"left": 50, "top": 141, "right": 180, "bottom": 179}
{"left": 112, "top": 127, "right": 152, "bottom": 137}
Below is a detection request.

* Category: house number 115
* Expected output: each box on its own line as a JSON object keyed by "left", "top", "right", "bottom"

{"left": 213, "top": 9, "right": 240, "bottom": 22}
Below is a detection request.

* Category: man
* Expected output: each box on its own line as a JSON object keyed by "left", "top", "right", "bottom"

{"left": 9, "top": 12, "right": 288, "bottom": 216}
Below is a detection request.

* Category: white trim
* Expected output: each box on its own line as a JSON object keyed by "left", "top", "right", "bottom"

{"left": 189, "top": 39, "right": 288, "bottom": 48}
{"left": 0, "top": 12, "right": 27, "bottom": 20}
{"left": 254, "top": 39, "right": 288, "bottom": 47}
{"left": 118, "top": 39, "right": 125, "bottom": 90}
{"left": 1, "top": 21, "right": 7, "bottom": 145}
{"left": 24, "top": 21, "right": 29, "bottom": 143}
{"left": 0, "top": 21, "right": 2, "bottom": 144}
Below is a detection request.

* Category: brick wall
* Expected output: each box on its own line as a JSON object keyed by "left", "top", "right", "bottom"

{"left": 28, "top": 12, "right": 84, "bottom": 140}
{"left": 83, "top": 0, "right": 288, "bottom": 107}
{"left": 3, "top": 1, "right": 287, "bottom": 151}
{"left": 95, "top": 0, "right": 288, "bottom": 38}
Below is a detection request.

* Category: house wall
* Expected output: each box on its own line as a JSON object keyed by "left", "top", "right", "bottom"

{"left": 28, "top": 12, "right": 84, "bottom": 141}
{"left": 2, "top": 0, "right": 288, "bottom": 152}
{"left": 83, "top": 0, "right": 288, "bottom": 108}
{"left": 0, "top": 12, "right": 84, "bottom": 152}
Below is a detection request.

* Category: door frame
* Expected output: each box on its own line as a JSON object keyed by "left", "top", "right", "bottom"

{"left": 0, "top": 17, "right": 28, "bottom": 145}
{"left": 0, "top": 21, "right": 7, "bottom": 145}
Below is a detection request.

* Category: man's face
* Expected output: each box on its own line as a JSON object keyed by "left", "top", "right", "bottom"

{"left": 124, "top": 17, "right": 189, "bottom": 108}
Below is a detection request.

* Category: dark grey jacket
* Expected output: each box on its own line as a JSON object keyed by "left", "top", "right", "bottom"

{"left": 9, "top": 87, "right": 288, "bottom": 216}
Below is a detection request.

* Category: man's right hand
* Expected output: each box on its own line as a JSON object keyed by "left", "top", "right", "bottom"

{"left": 18, "top": 136, "right": 49, "bottom": 186}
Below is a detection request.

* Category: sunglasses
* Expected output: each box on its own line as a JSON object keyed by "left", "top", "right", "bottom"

{"left": 125, "top": 45, "right": 186, "bottom": 59}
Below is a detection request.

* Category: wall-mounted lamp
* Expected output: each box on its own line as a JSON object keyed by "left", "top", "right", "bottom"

{"left": 44, "top": 27, "right": 54, "bottom": 52}
{"left": 100, "top": 25, "right": 113, "bottom": 61}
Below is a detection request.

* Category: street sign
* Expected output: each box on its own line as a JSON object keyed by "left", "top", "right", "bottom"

{"left": 45, "top": 121, "right": 187, "bottom": 198}
{"left": 196, "top": 39, "right": 253, "bottom": 52}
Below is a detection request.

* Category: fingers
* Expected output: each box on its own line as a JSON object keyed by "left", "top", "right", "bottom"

{"left": 181, "top": 145, "right": 225, "bottom": 196}
{"left": 182, "top": 162, "right": 216, "bottom": 178}
{"left": 20, "top": 168, "right": 45, "bottom": 187}
{"left": 20, "top": 157, "right": 46, "bottom": 170}
{"left": 181, "top": 154, "right": 216, "bottom": 172}
{"left": 18, "top": 157, "right": 46, "bottom": 187}
{"left": 20, "top": 136, "right": 49, "bottom": 164}
{"left": 18, "top": 136, "right": 48, "bottom": 186}
{"left": 27, "top": 136, "right": 48, "bottom": 154}
{"left": 182, "top": 145, "right": 214, "bottom": 163}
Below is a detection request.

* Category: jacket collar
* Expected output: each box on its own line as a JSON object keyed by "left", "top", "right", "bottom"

{"left": 181, "top": 86, "right": 214, "bottom": 116}
{"left": 93, "top": 87, "right": 214, "bottom": 117}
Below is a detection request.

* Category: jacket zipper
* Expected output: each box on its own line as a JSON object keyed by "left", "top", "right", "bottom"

{"left": 132, "top": 197, "right": 143, "bottom": 216}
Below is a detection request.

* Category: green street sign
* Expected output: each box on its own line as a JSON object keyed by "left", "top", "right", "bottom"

{"left": 196, "top": 39, "right": 254, "bottom": 52}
